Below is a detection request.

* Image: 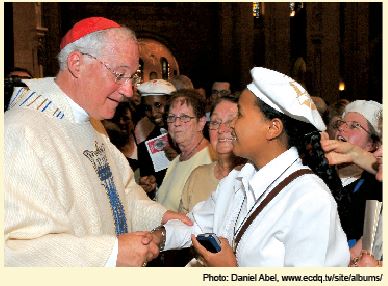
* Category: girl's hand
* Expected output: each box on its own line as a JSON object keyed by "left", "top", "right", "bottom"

{"left": 191, "top": 235, "right": 237, "bottom": 267}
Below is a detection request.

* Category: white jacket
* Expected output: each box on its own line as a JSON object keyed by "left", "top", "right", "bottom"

{"left": 164, "top": 147, "right": 350, "bottom": 266}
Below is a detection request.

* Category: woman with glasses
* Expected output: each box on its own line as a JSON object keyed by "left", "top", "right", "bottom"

{"left": 178, "top": 94, "right": 246, "bottom": 213}
{"left": 331, "top": 100, "right": 382, "bottom": 250}
{"left": 156, "top": 89, "right": 216, "bottom": 212}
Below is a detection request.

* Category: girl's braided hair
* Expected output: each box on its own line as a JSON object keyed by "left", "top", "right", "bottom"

{"left": 256, "top": 98, "right": 343, "bottom": 193}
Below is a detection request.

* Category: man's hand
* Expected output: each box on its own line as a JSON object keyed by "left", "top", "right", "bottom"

{"left": 161, "top": 210, "right": 193, "bottom": 226}
{"left": 116, "top": 232, "right": 159, "bottom": 266}
{"left": 139, "top": 175, "right": 157, "bottom": 193}
{"left": 191, "top": 235, "right": 237, "bottom": 267}
{"left": 357, "top": 252, "right": 382, "bottom": 267}
{"left": 349, "top": 240, "right": 382, "bottom": 267}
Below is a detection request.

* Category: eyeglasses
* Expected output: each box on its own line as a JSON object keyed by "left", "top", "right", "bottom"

{"left": 166, "top": 114, "right": 196, "bottom": 123}
{"left": 208, "top": 117, "right": 236, "bottom": 130}
{"left": 144, "top": 102, "right": 164, "bottom": 112}
{"left": 334, "top": 119, "right": 370, "bottom": 134}
{"left": 81, "top": 52, "right": 141, "bottom": 85}
{"left": 211, "top": 90, "right": 231, "bottom": 97}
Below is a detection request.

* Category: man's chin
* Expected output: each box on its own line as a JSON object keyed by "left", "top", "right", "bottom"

{"left": 102, "top": 108, "right": 117, "bottom": 120}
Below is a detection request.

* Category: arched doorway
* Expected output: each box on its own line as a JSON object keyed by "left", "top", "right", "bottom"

{"left": 138, "top": 38, "right": 179, "bottom": 82}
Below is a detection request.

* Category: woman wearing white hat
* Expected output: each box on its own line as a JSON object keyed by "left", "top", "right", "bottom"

{"left": 152, "top": 67, "right": 349, "bottom": 266}
{"left": 320, "top": 113, "right": 383, "bottom": 267}
{"left": 329, "top": 100, "right": 382, "bottom": 255}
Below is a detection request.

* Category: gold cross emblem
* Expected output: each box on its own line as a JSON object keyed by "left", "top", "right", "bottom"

{"left": 289, "top": 82, "right": 317, "bottom": 110}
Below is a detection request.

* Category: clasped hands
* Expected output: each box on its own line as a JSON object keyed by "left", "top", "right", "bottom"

{"left": 116, "top": 210, "right": 192, "bottom": 266}
{"left": 116, "top": 231, "right": 159, "bottom": 267}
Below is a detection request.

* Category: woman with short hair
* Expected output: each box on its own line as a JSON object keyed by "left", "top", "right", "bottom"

{"left": 156, "top": 89, "right": 216, "bottom": 212}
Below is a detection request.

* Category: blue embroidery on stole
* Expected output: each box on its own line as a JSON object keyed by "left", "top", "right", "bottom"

{"left": 83, "top": 142, "right": 128, "bottom": 235}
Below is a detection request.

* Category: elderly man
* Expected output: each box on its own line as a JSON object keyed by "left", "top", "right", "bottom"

{"left": 4, "top": 17, "right": 189, "bottom": 267}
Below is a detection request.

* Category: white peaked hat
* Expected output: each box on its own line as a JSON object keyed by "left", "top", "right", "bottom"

{"left": 343, "top": 100, "right": 382, "bottom": 135}
{"left": 247, "top": 67, "right": 326, "bottom": 131}
{"left": 138, "top": 79, "right": 177, "bottom": 96}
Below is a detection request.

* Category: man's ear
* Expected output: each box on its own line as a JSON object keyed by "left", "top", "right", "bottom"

{"left": 66, "top": 51, "right": 83, "bottom": 78}
{"left": 266, "top": 118, "right": 284, "bottom": 140}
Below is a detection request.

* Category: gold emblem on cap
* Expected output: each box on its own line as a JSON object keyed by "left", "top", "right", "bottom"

{"left": 289, "top": 82, "right": 317, "bottom": 110}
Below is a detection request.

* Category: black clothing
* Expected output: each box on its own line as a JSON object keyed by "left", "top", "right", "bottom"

{"left": 335, "top": 171, "right": 382, "bottom": 242}
{"left": 127, "top": 157, "right": 139, "bottom": 173}
{"left": 4, "top": 78, "right": 28, "bottom": 112}
{"left": 137, "top": 127, "right": 168, "bottom": 199}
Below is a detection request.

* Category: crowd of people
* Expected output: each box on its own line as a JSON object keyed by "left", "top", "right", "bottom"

{"left": 4, "top": 17, "right": 382, "bottom": 267}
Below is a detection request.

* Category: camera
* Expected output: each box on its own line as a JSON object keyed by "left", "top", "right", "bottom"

{"left": 196, "top": 233, "right": 221, "bottom": 253}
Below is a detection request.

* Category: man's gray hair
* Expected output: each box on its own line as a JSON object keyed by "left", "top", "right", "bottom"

{"left": 57, "top": 27, "right": 137, "bottom": 70}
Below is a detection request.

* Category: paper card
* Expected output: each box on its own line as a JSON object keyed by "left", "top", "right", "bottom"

{"left": 145, "top": 133, "right": 171, "bottom": 172}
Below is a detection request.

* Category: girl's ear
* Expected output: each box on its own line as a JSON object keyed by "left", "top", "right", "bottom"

{"left": 266, "top": 118, "right": 284, "bottom": 140}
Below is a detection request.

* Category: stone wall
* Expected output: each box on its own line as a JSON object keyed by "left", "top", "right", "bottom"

{"left": 7, "top": 2, "right": 381, "bottom": 103}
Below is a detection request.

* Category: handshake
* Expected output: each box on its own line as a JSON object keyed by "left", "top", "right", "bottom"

{"left": 116, "top": 226, "right": 165, "bottom": 267}
{"left": 116, "top": 210, "right": 191, "bottom": 267}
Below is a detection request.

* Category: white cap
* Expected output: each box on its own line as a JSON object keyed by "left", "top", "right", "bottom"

{"left": 137, "top": 79, "right": 176, "bottom": 97}
{"left": 343, "top": 100, "right": 382, "bottom": 135}
{"left": 247, "top": 67, "right": 326, "bottom": 131}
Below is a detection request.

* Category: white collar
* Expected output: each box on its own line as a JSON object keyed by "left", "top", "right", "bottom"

{"left": 63, "top": 94, "right": 89, "bottom": 123}
{"left": 234, "top": 147, "right": 301, "bottom": 204}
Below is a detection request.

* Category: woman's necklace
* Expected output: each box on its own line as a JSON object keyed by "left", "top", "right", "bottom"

{"left": 180, "top": 137, "right": 204, "bottom": 161}
{"left": 231, "top": 157, "right": 298, "bottom": 253}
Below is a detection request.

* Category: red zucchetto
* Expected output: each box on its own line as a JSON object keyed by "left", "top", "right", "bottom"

{"left": 60, "top": 17, "right": 121, "bottom": 50}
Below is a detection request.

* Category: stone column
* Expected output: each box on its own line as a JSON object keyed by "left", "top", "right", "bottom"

{"left": 234, "top": 3, "right": 254, "bottom": 87}
{"left": 306, "top": 2, "right": 340, "bottom": 103}
{"left": 12, "top": 2, "right": 38, "bottom": 75}
{"left": 342, "top": 3, "right": 370, "bottom": 101}
{"left": 218, "top": 2, "right": 254, "bottom": 91}
{"left": 264, "top": 2, "right": 290, "bottom": 75}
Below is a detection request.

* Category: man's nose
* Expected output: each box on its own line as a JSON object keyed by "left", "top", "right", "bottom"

{"left": 118, "top": 82, "right": 134, "bottom": 99}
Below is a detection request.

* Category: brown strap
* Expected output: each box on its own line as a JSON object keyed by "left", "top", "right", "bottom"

{"left": 234, "top": 169, "right": 314, "bottom": 249}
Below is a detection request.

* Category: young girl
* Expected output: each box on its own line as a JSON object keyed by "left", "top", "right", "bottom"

{"left": 153, "top": 67, "right": 349, "bottom": 266}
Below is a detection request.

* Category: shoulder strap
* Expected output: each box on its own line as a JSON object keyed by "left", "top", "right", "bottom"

{"left": 234, "top": 168, "right": 314, "bottom": 250}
